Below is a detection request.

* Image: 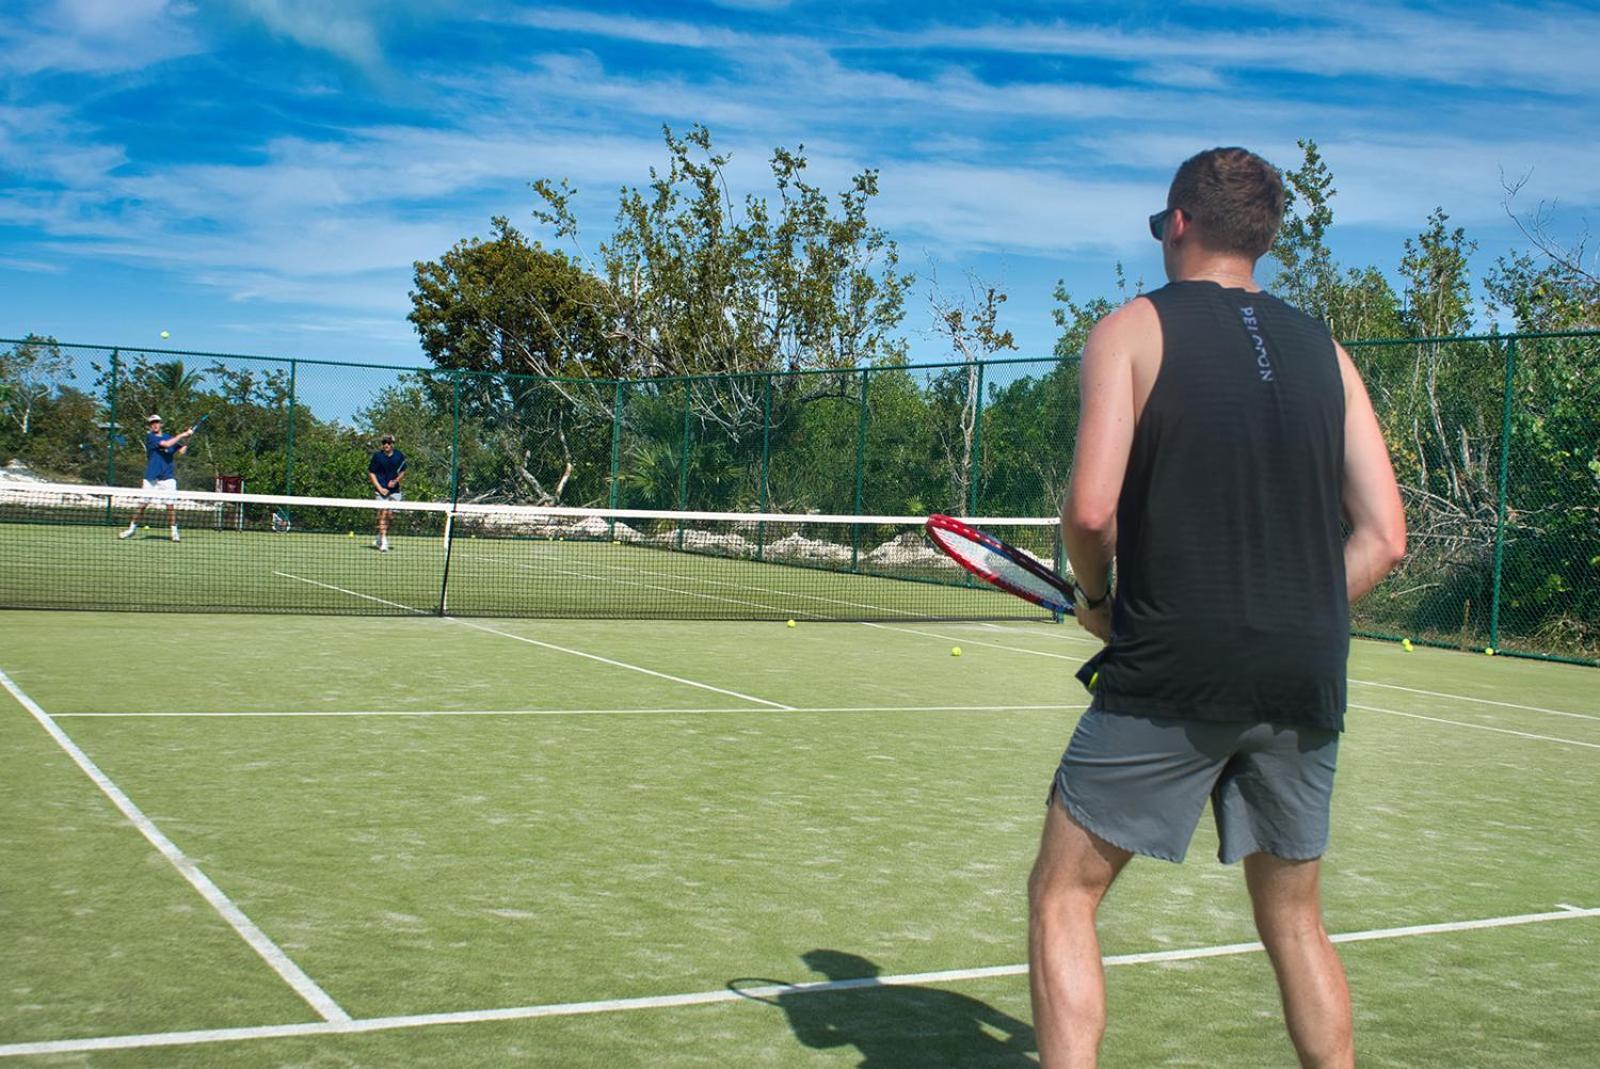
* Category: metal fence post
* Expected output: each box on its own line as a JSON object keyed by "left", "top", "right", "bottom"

{"left": 105, "top": 349, "right": 119, "bottom": 520}
{"left": 677, "top": 378, "right": 692, "bottom": 548}
{"left": 967, "top": 360, "right": 986, "bottom": 517}
{"left": 284, "top": 359, "right": 297, "bottom": 496}
{"left": 1488, "top": 336, "right": 1519, "bottom": 652}
{"left": 758, "top": 374, "right": 772, "bottom": 561}
{"left": 851, "top": 367, "right": 871, "bottom": 570}
{"left": 450, "top": 371, "right": 463, "bottom": 506}
{"left": 608, "top": 380, "right": 624, "bottom": 511}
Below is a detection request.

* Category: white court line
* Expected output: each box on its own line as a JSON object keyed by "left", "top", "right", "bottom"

{"left": 1352, "top": 703, "right": 1600, "bottom": 750}
{"left": 273, "top": 571, "right": 429, "bottom": 615}
{"left": 1, "top": 905, "right": 1593, "bottom": 1060}
{"left": 0, "top": 668, "right": 349, "bottom": 1024}
{"left": 1349, "top": 678, "right": 1597, "bottom": 721}
{"left": 446, "top": 617, "right": 794, "bottom": 710}
{"left": 273, "top": 571, "right": 791, "bottom": 711}
{"left": 53, "top": 704, "right": 1082, "bottom": 719}
{"left": 896, "top": 623, "right": 1597, "bottom": 721}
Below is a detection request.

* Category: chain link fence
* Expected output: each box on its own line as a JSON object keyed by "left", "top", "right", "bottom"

{"left": 2, "top": 332, "right": 1594, "bottom": 663}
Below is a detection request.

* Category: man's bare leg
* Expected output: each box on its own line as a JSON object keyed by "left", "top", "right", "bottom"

{"left": 1028, "top": 797, "right": 1133, "bottom": 1069}
{"left": 1244, "top": 853, "right": 1354, "bottom": 1068}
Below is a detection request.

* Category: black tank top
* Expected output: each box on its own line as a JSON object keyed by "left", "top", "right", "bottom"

{"left": 1094, "top": 281, "right": 1349, "bottom": 731}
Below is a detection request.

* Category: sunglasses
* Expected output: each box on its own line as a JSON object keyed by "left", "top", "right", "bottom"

{"left": 1148, "top": 207, "right": 1184, "bottom": 241}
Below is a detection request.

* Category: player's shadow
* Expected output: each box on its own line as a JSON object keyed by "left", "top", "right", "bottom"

{"left": 750, "top": 949, "right": 1036, "bottom": 1067}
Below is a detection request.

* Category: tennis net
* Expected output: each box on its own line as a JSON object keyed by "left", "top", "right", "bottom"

{"left": 0, "top": 481, "right": 1065, "bottom": 621}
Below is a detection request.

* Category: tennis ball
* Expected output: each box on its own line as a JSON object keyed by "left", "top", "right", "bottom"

{"left": 1484, "top": 647, "right": 1496, "bottom": 656}
{"left": 347, "top": 531, "right": 354, "bottom": 538}
{"left": 1402, "top": 639, "right": 1413, "bottom": 652}
{"left": 160, "top": 330, "right": 170, "bottom": 339}
{"left": 786, "top": 619, "right": 796, "bottom": 628}
{"left": 951, "top": 646, "right": 962, "bottom": 657}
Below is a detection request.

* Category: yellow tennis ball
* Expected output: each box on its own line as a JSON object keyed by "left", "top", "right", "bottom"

{"left": 1484, "top": 647, "right": 1495, "bottom": 656}
{"left": 951, "top": 646, "right": 962, "bottom": 657}
{"left": 1402, "top": 639, "right": 1413, "bottom": 652}
{"left": 786, "top": 619, "right": 796, "bottom": 628}
{"left": 347, "top": 531, "right": 354, "bottom": 538}
{"left": 160, "top": 330, "right": 170, "bottom": 339}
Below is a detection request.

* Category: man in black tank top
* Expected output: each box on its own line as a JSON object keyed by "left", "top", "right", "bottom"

{"left": 1027, "top": 148, "right": 1406, "bottom": 1069}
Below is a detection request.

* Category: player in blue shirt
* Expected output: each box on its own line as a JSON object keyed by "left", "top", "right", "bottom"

{"left": 367, "top": 434, "right": 406, "bottom": 551}
{"left": 118, "top": 414, "right": 195, "bottom": 542}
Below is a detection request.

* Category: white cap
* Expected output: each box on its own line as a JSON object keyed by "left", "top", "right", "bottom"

{"left": 145, "top": 414, "right": 162, "bottom": 423}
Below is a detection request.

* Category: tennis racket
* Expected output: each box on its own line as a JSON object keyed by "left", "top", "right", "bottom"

{"left": 925, "top": 514, "right": 1109, "bottom": 694}
{"left": 188, "top": 413, "right": 210, "bottom": 434}
{"left": 925, "top": 514, "right": 1075, "bottom": 616}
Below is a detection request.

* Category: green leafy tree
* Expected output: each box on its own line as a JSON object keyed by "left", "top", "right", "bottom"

{"left": 1267, "top": 139, "right": 1403, "bottom": 340}
{"left": 1051, "top": 264, "right": 1137, "bottom": 361}
{"left": 409, "top": 218, "right": 620, "bottom": 503}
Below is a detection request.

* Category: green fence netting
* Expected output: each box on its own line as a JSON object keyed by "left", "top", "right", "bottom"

{"left": 2, "top": 332, "right": 1594, "bottom": 662}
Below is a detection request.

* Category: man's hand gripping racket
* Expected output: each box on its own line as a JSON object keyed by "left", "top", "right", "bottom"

{"left": 924, "top": 514, "right": 1108, "bottom": 694}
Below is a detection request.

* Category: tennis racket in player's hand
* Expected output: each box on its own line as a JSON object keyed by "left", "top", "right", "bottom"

{"left": 925, "top": 514, "right": 1107, "bottom": 694}
{"left": 924, "top": 514, "right": 1075, "bottom": 615}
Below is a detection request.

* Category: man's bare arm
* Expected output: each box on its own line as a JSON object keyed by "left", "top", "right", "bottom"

{"left": 1061, "top": 301, "right": 1146, "bottom": 637}
{"left": 1336, "top": 342, "right": 1407, "bottom": 603}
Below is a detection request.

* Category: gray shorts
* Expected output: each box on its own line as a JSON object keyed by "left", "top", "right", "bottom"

{"left": 1052, "top": 710, "right": 1339, "bottom": 864}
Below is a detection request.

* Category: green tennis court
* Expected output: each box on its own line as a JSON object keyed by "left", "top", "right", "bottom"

{"left": 1, "top": 609, "right": 1595, "bottom": 1067}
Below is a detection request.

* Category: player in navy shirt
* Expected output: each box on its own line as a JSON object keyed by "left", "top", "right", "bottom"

{"left": 367, "top": 434, "right": 406, "bottom": 551}
{"left": 118, "top": 414, "right": 194, "bottom": 542}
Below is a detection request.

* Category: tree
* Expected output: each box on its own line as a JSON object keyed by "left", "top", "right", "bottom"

{"left": 518, "top": 125, "right": 915, "bottom": 509}
{"left": 0, "top": 334, "right": 72, "bottom": 442}
{"left": 1400, "top": 208, "right": 1476, "bottom": 339}
{"left": 1485, "top": 176, "right": 1600, "bottom": 331}
{"left": 1051, "top": 264, "right": 1137, "bottom": 361}
{"left": 928, "top": 272, "right": 1016, "bottom": 515}
{"left": 1268, "top": 139, "right": 1403, "bottom": 341}
{"left": 534, "top": 125, "right": 912, "bottom": 382}
{"left": 409, "top": 218, "right": 620, "bottom": 504}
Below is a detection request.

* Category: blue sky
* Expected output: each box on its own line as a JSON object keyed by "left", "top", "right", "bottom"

{"left": 2, "top": 0, "right": 1597, "bottom": 369}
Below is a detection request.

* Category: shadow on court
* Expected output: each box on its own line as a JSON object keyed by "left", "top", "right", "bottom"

{"left": 738, "top": 949, "right": 1036, "bottom": 1067}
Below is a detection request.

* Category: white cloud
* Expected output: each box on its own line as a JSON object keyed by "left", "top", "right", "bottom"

{"left": 235, "top": 0, "right": 384, "bottom": 70}
{"left": 898, "top": 4, "right": 1600, "bottom": 96}
{"left": 0, "top": 0, "right": 202, "bottom": 74}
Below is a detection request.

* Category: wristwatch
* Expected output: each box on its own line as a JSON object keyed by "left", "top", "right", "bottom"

{"left": 1072, "top": 578, "right": 1111, "bottom": 613}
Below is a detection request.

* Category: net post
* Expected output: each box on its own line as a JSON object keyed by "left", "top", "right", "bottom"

{"left": 1051, "top": 522, "right": 1066, "bottom": 624}
{"left": 437, "top": 509, "right": 455, "bottom": 616}
{"left": 284, "top": 358, "right": 297, "bottom": 496}
{"left": 851, "top": 367, "right": 870, "bottom": 571}
{"left": 1488, "top": 335, "right": 1518, "bottom": 652}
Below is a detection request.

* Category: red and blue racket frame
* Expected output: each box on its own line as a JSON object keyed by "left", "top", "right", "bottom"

{"left": 925, "top": 513, "right": 1112, "bottom": 692}
{"left": 923, "top": 513, "right": 1075, "bottom": 617}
